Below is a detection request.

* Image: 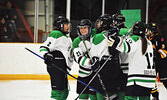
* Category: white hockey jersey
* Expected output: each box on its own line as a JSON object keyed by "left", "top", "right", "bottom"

{"left": 117, "top": 35, "right": 156, "bottom": 88}
{"left": 72, "top": 29, "right": 97, "bottom": 77}
{"left": 40, "top": 30, "right": 73, "bottom": 69}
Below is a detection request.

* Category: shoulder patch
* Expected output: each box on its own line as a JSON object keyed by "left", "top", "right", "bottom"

{"left": 49, "top": 30, "right": 64, "bottom": 39}
{"left": 130, "top": 35, "right": 139, "bottom": 42}
{"left": 119, "top": 28, "right": 129, "bottom": 36}
{"left": 72, "top": 37, "right": 82, "bottom": 49}
{"left": 92, "top": 34, "right": 105, "bottom": 45}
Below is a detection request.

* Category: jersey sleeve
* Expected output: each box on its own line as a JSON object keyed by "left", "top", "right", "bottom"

{"left": 116, "top": 35, "right": 139, "bottom": 53}
{"left": 72, "top": 37, "right": 91, "bottom": 68}
{"left": 39, "top": 30, "right": 63, "bottom": 56}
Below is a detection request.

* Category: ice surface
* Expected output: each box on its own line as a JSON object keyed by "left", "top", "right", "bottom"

{"left": 0, "top": 80, "right": 166, "bottom": 100}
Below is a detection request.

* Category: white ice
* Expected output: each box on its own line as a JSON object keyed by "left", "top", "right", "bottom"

{"left": 0, "top": 80, "right": 166, "bottom": 100}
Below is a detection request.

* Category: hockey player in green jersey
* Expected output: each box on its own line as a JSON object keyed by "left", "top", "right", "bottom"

{"left": 39, "top": 16, "right": 73, "bottom": 100}
{"left": 107, "top": 21, "right": 156, "bottom": 100}
{"left": 73, "top": 19, "right": 97, "bottom": 100}
{"left": 89, "top": 14, "right": 123, "bottom": 100}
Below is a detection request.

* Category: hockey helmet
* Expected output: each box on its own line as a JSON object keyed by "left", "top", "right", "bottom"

{"left": 95, "top": 14, "right": 113, "bottom": 33}
{"left": 77, "top": 19, "right": 92, "bottom": 40}
{"left": 133, "top": 21, "right": 146, "bottom": 37}
{"left": 53, "top": 16, "right": 71, "bottom": 34}
{"left": 112, "top": 14, "right": 127, "bottom": 29}
{"left": 146, "top": 22, "right": 158, "bottom": 35}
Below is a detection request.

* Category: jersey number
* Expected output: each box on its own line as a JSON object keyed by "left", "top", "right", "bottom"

{"left": 76, "top": 51, "right": 81, "bottom": 57}
{"left": 47, "top": 42, "right": 51, "bottom": 47}
{"left": 145, "top": 52, "right": 154, "bottom": 69}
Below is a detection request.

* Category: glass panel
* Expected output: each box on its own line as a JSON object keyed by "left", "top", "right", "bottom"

{"left": 0, "top": 0, "right": 54, "bottom": 43}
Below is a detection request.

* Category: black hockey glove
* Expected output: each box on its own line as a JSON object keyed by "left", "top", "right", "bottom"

{"left": 91, "top": 56, "right": 100, "bottom": 72}
{"left": 44, "top": 53, "right": 54, "bottom": 66}
{"left": 108, "top": 26, "right": 119, "bottom": 37}
{"left": 107, "top": 26, "right": 120, "bottom": 47}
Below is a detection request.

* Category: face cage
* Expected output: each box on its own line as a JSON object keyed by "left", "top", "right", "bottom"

{"left": 95, "top": 19, "right": 110, "bottom": 33}
{"left": 60, "top": 23, "right": 72, "bottom": 34}
{"left": 94, "top": 20, "right": 100, "bottom": 32}
{"left": 77, "top": 26, "right": 92, "bottom": 40}
{"left": 113, "top": 20, "right": 125, "bottom": 27}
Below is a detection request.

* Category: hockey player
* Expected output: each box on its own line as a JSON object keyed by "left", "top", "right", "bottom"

{"left": 112, "top": 13, "right": 129, "bottom": 100}
{"left": 107, "top": 21, "right": 156, "bottom": 100}
{"left": 72, "top": 19, "right": 97, "bottom": 100}
{"left": 89, "top": 14, "right": 123, "bottom": 100}
{"left": 146, "top": 22, "right": 167, "bottom": 89}
{"left": 39, "top": 16, "right": 73, "bottom": 100}
{"left": 94, "top": 14, "right": 113, "bottom": 34}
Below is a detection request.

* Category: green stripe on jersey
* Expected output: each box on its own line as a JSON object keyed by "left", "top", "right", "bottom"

{"left": 128, "top": 79, "right": 155, "bottom": 83}
{"left": 79, "top": 70, "right": 89, "bottom": 75}
{"left": 81, "top": 57, "right": 87, "bottom": 66}
{"left": 123, "top": 42, "right": 126, "bottom": 53}
{"left": 40, "top": 48, "right": 48, "bottom": 52}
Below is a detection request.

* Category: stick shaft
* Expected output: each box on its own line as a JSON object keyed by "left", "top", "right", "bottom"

{"left": 75, "top": 55, "right": 112, "bottom": 100}
{"left": 25, "top": 47, "right": 101, "bottom": 94}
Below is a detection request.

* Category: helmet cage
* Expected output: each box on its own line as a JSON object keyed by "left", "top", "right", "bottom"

{"left": 147, "top": 23, "right": 158, "bottom": 36}
{"left": 77, "top": 19, "right": 92, "bottom": 40}
{"left": 77, "top": 25, "right": 92, "bottom": 40}
{"left": 95, "top": 14, "right": 113, "bottom": 33}
{"left": 112, "top": 14, "right": 126, "bottom": 28}
{"left": 53, "top": 16, "right": 71, "bottom": 34}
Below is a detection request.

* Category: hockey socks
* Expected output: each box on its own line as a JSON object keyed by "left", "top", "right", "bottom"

{"left": 89, "top": 94, "right": 97, "bottom": 100}
{"left": 51, "top": 88, "right": 69, "bottom": 100}
{"left": 78, "top": 94, "right": 97, "bottom": 100}
{"left": 118, "top": 91, "right": 125, "bottom": 100}
{"left": 125, "top": 96, "right": 150, "bottom": 100}
{"left": 79, "top": 94, "right": 89, "bottom": 99}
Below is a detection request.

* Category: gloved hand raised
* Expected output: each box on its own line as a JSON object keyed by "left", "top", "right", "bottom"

{"left": 44, "top": 53, "right": 54, "bottom": 66}
{"left": 90, "top": 56, "right": 100, "bottom": 72}
{"left": 107, "top": 26, "right": 120, "bottom": 47}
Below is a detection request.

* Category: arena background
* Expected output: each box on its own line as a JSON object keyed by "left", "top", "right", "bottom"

{"left": 0, "top": 0, "right": 167, "bottom": 80}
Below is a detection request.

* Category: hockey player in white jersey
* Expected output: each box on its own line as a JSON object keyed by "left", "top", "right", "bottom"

{"left": 107, "top": 21, "right": 156, "bottom": 100}
{"left": 39, "top": 16, "right": 73, "bottom": 100}
{"left": 90, "top": 14, "right": 123, "bottom": 100}
{"left": 73, "top": 19, "right": 97, "bottom": 100}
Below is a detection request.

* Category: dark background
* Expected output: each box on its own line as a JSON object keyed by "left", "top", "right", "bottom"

{"left": 0, "top": 0, "right": 167, "bottom": 41}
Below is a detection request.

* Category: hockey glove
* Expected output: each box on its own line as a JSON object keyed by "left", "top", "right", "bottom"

{"left": 90, "top": 56, "right": 100, "bottom": 72}
{"left": 108, "top": 26, "right": 119, "bottom": 37}
{"left": 158, "top": 49, "right": 167, "bottom": 58}
{"left": 107, "top": 27, "right": 120, "bottom": 47}
{"left": 44, "top": 53, "right": 54, "bottom": 66}
{"left": 151, "top": 87, "right": 159, "bottom": 100}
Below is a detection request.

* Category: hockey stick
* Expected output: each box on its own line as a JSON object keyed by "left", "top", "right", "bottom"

{"left": 118, "top": 23, "right": 135, "bottom": 47}
{"left": 75, "top": 54, "right": 112, "bottom": 100}
{"left": 82, "top": 40, "right": 109, "bottom": 98}
{"left": 25, "top": 47, "right": 101, "bottom": 94}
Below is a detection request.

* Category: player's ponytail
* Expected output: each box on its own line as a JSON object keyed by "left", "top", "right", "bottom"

{"left": 141, "top": 36, "right": 148, "bottom": 55}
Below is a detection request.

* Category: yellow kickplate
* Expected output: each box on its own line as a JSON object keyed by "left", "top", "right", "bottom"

{"left": 0, "top": 74, "right": 78, "bottom": 80}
